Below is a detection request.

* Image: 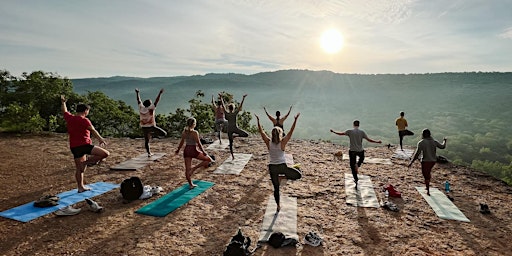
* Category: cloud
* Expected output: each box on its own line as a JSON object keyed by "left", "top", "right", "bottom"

{"left": 499, "top": 27, "right": 512, "bottom": 39}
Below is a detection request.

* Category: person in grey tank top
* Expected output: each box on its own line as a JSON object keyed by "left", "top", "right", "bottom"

{"left": 221, "top": 93, "right": 249, "bottom": 160}
{"left": 256, "top": 112, "right": 302, "bottom": 212}
{"left": 330, "top": 120, "right": 382, "bottom": 188}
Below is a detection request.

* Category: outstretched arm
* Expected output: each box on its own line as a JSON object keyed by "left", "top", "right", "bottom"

{"left": 61, "top": 95, "right": 68, "bottom": 114}
{"left": 282, "top": 113, "right": 300, "bottom": 146}
{"left": 154, "top": 88, "right": 164, "bottom": 106}
{"left": 365, "top": 137, "right": 382, "bottom": 144}
{"left": 281, "top": 105, "right": 293, "bottom": 121}
{"left": 255, "top": 114, "right": 270, "bottom": 148}
{"left": 211, "top": 95, "right": 217, "bottom": 108}
{"left": 263, "top": 107, "right": 276, "bottom": 123}
{"left": 238, "top": 94, "right": 247, "bottom": 112}
{"left": 135, "top": 88, "right": 142, "bottom": 105}
{"left": 330, "top": 129, "right": 346, "bottom": 136}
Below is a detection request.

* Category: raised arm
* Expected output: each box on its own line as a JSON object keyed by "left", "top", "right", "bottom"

{"left": 255, "top": 114, "right": 270, "bottom": 148}
{"left": 211, "top": 95, "right": 217, "bottom": 108}
{"left": 282, "top": 113, "right": 300, "bottom": 147}
{"left": 238, "top": 94, "right": 247, "bottom": 112}
{"left": 135, "top": 88, "right": 142, "bottom": 105}
{"left": 60, "top": 95, "right": 68, "bottom": 114}
{"left": 281, "top": 105, "right": 293, "bottom": 121}
{"left": 154, "top": 88, "right": 164, "bottom": 106}
{"left": 263, "top": 107, "right": 276, "bottom": 123}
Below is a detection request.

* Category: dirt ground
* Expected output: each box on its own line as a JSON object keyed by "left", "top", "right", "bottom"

{"left": 1, "top": 133, "right": 512, "bottom": 256}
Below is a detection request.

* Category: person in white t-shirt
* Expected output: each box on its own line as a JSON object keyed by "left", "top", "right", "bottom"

{"left": 136, "top": 88, "right": 167, "bottom": 157}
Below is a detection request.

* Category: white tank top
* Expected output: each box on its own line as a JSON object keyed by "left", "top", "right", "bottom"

{"left": 269, "top": 141, "right": 286, "bottom": 164}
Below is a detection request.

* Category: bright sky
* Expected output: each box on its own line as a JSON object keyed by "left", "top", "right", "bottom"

{"left": 1, "top": 0, "right": 512, "bottom": 78}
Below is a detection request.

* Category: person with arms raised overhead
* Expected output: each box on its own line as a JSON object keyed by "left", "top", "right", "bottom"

{"left": 211, "top": 93, "right": 228, "bottom": 144}
{"left": 221, "top": 93, "right": 249, "bottom": 160}
{"left": 175, "top": 117, "right": 214, "bottom": 189}
{"left": 264, "top": 105, "right": 292, "bottom": 136}
{"left": 136, "top": 88, "right": 167, "bottom": 157}
{"left": 255, "top": 112, "right": 302, "bottom": 212}
{"left": 408, "top": 129, "right": 447, "bottom": 196}
{"left": 330, "top": 120, "right": 382, "bottom": 188}
{"left": 61, "top": 95, "right": 110, "bottom": 193}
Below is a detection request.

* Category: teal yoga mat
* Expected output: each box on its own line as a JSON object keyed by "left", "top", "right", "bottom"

{"left": 0, "top": 182, "right": 119, "bottom": 222}
{"left": 136, "top": 180, "right": 214, "bottom": 217}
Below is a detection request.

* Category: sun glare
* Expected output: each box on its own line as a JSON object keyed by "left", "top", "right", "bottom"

{"left": 320, "top": 29, "right": 344, "bottom": 54}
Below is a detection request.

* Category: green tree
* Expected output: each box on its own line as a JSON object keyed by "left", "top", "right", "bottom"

{"left": 80, "top": 91, "right": 139, "bottom": 137}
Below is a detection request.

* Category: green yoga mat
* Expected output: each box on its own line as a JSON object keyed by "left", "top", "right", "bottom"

{"left": 136, "top": 180, "right": 214, "bottom": 217}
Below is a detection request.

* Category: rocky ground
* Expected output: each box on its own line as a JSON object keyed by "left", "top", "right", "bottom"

{"left": 0, "top": 133, "right": 511, "bottom": 256}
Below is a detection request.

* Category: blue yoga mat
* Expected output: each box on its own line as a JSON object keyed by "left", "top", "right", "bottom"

{"left": 0, "top": 182, "right": 119, "bottom": 222}
{"left": 136, "top": 180, "right": 214, "bottom": 217}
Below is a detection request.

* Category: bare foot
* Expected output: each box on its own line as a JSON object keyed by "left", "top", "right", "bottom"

{"left": 78, "top": 187, "right": 91, "bottom": 193}
{"left": 189, "top": 184, "right": 198, "bottom": 189}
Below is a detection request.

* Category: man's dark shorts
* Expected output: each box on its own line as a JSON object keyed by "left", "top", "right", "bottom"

{"left": 71, "top": 144, "right": 94, "bottom": 159}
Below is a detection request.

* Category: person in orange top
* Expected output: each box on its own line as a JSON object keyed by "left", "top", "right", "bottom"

{"left": 61, "top": 95, "right": 110, "bottom": 192}
{"left": 395, "top": 111, "right": 414, "bottom": 150}
{"left": 136, "top": 88, "right": 167, "bottom": 157}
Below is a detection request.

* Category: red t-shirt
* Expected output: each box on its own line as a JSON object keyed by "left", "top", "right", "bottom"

{"left": 64, "top": 111, "right": 92, "bottom": 148}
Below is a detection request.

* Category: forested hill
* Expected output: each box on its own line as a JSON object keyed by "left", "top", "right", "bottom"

{"left": 72, "top": 70, "right": 512, "bottom": 185}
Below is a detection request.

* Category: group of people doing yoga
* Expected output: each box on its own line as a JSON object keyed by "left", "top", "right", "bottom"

{"left": 61, "top": 90, "right": 447, "bottom": 210}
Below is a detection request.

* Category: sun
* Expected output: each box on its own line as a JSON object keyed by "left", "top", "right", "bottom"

{"left": 320, "top": 29, "right": 344, "bottom": 54}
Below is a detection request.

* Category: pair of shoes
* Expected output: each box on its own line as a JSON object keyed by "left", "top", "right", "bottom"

{"left": 34, "top": 195, "right": 60, "bottom": 207}
{"left": 382, "top": 201, "right": 399, "bottom": 212}
{"left": 304, "top": 231, "right": 322, "bottom": 246}
{"left": 85, "top": 198, "right": 103, "bottom": 213}
{"left": 150, "top": 186, "right": 163, "bottom": 194}
{"left": 55, "top": 206, "right": 81, "bottom": 216}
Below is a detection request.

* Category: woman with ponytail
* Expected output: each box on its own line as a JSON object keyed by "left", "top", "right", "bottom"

{"left": 255, "top": 112, "right": 302, "bottom": 212}
{"left": 175, "top": 117, "right": 214, "bottom": 188}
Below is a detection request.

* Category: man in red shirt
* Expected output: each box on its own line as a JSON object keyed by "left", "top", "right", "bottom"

{"left": 61, "top": 95, "right": 110, "bottom": 192}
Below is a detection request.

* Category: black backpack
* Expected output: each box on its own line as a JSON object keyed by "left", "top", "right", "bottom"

{"left": 224, "top": 228, "right": 251, "bottom": 256}
{"left": 120, "top": 177, "right": 143, "bottom": 201}
{"left": 268, "top": 232, "right": 298, "bottom": 248}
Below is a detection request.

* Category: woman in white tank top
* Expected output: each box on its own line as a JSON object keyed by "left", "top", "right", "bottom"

{"left": 255, "top": 112, "right": 302, "bottom": 212}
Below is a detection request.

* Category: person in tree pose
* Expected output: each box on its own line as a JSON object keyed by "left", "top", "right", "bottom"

{"left": 263, "top": 105, "right": 292, "bottom": 136}
{"left": 255, "top": 112, "right": 302, "bottom": 212}
{"left": 395, "top": 111, "right": 414, "bottom": 150}
{"left": 175, "top": 117, "right": 214, "bottom": 189}
{"left": 330, "top": 120, "right": 382, "bottom": 188}
{"left": 136, "top": 88, "right": 167, "bottom": 157}
{"left": 61, "top": 95, "right": 110, "bottom": 192}
{"left": 221, "top": 93, "right": 249, "bottom": 160}
{"left": 408, "top": 129, "right": 447, "bottom": 196}
{"left": 211, "top": 93, "right": 228, "bottom": 144}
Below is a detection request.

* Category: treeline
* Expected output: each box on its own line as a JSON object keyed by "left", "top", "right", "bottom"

{"left": 0, "top": 70, "right": 255, "bottom": 138}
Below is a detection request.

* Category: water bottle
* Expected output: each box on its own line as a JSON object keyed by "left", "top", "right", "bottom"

{"left": 385, "top": 190, "right": 389, "bottom": 201}
{"left": 445, "top": 181, "right": 450, "bottom": 193}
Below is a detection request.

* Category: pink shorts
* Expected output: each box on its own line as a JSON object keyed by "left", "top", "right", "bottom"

{"left": 184, "top": 145, "right": 200, "bottom": 158}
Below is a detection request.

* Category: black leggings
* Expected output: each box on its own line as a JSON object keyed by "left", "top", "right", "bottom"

{"left": 142, "top": 126, "right": 167, "bottom": 154}
{"left": 349, "top": 150, "right": 365, "bottom": 181}
{"left": 269, "top": 163, "right": 302, "bottom": 206}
